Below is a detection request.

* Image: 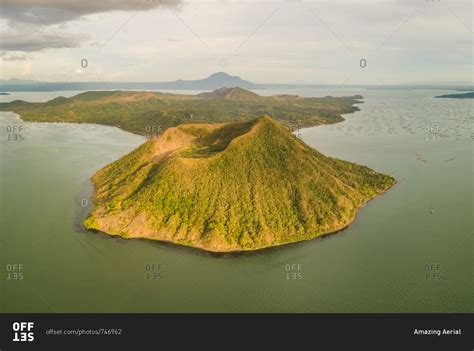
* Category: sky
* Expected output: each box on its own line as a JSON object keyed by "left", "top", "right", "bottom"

{"left": 0, "top": 0, "right": 472, "bottom": 84}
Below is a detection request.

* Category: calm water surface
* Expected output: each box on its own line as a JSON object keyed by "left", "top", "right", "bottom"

{"left": 0, "top": 89, "right": 472, "bottom": 312}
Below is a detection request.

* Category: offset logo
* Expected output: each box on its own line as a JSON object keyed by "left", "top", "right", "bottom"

{"left": 12, "top": 322, "right": 34, "bottom": 342}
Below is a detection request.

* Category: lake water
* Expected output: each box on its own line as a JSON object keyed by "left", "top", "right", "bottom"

{"left": 0, "top": 89, "right": 472, "bottom": 312}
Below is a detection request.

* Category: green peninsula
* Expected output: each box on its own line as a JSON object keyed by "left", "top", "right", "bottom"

{"left": 0, "top": 87, "right": 362, "bottom": 135}
{"left": 435, "top": 92, "right": 474, "bottom": 99}
{"left": 84, "top": 116, "right": 395, "bottom": 252}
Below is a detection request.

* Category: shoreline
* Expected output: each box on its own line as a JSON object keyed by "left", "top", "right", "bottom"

{"left": 83, "top": 180, "right": 397, "bottom": 256}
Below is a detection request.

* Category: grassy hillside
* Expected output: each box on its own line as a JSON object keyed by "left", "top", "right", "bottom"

{"left": 84, "top": 116, "right": 395, "bottom": 252}
{"left": 197, "top": 87, "right": 262, "bottom": 101}
{"left": 0, "top": 88, "right": 362, "bottom": 136}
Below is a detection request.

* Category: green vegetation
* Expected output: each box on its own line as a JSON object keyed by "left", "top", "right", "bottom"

{"left": 84, "top": 116, "right": 395, "bottom": 252}
{"left": 0, "top": 88, "right": 363, "bottom": 135}
{"left": 435, "top": 92, "right": 474, "bottom": 99}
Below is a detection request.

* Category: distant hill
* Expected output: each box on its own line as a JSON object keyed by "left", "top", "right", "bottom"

{"left": 406, "top": 81, "right": 473, "bottom": 86}
{"left": 435, "top": 92, "right": 474, "bottom": 99}
{"left": 0, "top": 79, "right": 38, "bottom": 85}
{"left": 197, "top": 87, "right": 261, "bottom": 101}
{"left": 0, "top": 88, "right": 363, "bottom": 135}
{"left": 168, "top": 72, "right": 258, "bottom": 90}
{"left": 2, "top": 74, "right": 472, "bottom": 92}
{"left": 0, "top": 72, "right": 259, "bottom": 92}
{"left": 84, "top": 116, "right": 395, "bottom": 252}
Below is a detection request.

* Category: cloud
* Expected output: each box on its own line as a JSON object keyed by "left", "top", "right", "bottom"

{"left": 0, "top": 52, "right": 29, "bottom": 60}
{"left": 0, "top": 0, "right": 182, "bottom": 25}
{"left": 0, "top": 0, "right": 182, "bottom": 53}
{"left": 0, "top": 0, "right": 471, "bottom": 83}
{"left": 0, "top": 30, "right": 88, "bottom": 51}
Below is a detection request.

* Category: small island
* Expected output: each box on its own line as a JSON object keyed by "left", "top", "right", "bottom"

{"left": 435, "top": 92, "right": 474, "bottom": 99}
{"left": 84, "top": 116, "right": 395, "bottom": 252}
{"left": 0, "top": 92, "right": 10, "bottom": 95}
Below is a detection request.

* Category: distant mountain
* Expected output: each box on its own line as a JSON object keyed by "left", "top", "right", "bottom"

{"left": 0, "top": 73, "right": 260, "bottom": 92}
{"left": 166, "top": 72, "right": 259, "bottom": 90}
{"left": 2, "top": 74, "right": 473, "bottom": 92}
{"left": 435, "top": 92, "right": 474, "bottom": 99}
{"left": 406, "top": 81, "right": 473, "bottom": 86}
{"left": 0, "top": 78, "right": 38, "bottom": 85}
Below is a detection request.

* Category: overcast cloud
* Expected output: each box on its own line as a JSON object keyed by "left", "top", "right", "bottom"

{"left": 0, "top": 0, "right": 182, "bottom": 52}
{"left": 0, "top": 0, "right": 471, "bottom": 84}
{"left": 0, "top": 30, "right": 88, "bottom": 51}
{"left": 0, "top": 0, "right": 182, "bottom": 24}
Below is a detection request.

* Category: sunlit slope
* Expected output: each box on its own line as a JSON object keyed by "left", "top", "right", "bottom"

{"left": 84, "top": 116, "right": 395, "bottom": 252}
